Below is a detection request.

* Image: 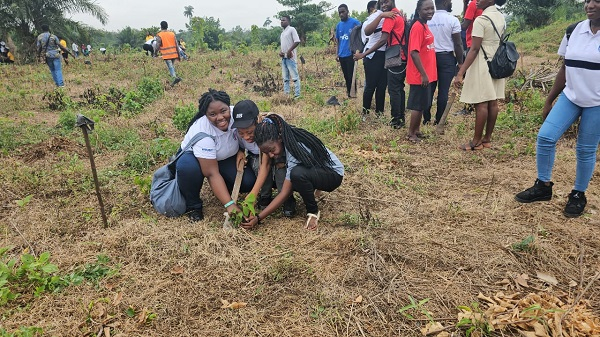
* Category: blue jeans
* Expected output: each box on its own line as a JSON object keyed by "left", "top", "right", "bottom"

{"left": 46, "top": 57, "right": 64, "bottom": 86}
{"left": 176, "top": 152, "right": 256, "bottom": 211}
{"left": 537, "top": 93, "right": 600, "bottom": 192}
{"left": 281, "top": 58, "right": 300, "bottom": 97}
{"left": 165, "top": 59, "right": 177, "bottom": 78}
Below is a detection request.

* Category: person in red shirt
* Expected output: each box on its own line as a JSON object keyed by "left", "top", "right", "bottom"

{"left": 356, "top": 0, "right": 407, "bottom": 128}
{"left": 406, "top": 0, "right": 436, "bottom": 142}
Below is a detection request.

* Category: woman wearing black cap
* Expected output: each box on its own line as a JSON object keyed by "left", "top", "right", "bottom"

{"left": 232, "top": 101, "right": 297, "bottom": 216}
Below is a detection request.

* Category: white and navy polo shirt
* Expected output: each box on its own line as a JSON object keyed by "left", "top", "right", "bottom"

{"left": 427, "top": 10, "right": 462, "bottom": 53}
{"left": 558, "top": 19, "right": 600, "bottom": 107}
{"left": 181, "top": 107, "right": 240, "bottom": 160}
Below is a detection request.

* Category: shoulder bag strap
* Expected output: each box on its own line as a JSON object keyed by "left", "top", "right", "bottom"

{"left": 172, "top": 132, "right": 215, "bottom": 162}
{"left": 479, "top": 15, "right": 503, "bottom": 61}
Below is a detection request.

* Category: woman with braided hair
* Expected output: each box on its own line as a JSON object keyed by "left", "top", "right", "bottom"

{"left": 176, "top": 89, "right": 256, "bottom": 222}
{"left": 240, "top": 114, "right": 344, "bottom": 230}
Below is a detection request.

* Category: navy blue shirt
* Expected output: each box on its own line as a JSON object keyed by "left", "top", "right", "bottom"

{"left": 336, "top": 18, "right": 361, "bottom": 58}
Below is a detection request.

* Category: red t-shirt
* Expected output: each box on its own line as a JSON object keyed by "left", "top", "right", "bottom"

{"left": 406, "top": 21, "right": 437, "bottom": 85}
{"left": 381, "top": 8, "right": 407, "bottom": 60}
{"left": 464, "top": 0, "right": 483, "bottom": 48}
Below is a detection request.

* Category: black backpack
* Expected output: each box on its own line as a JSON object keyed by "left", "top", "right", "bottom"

{"left": 350, "top": 23, "right": 382, "bottom": 54}
{"left": 480, "top": 15, "right": 520, "bottom": 79}
{"left": 349, "top": 24, "right": 365, "bottom": 53}
{"left": 565, "top": 21, "right": 582, "bottom": 42}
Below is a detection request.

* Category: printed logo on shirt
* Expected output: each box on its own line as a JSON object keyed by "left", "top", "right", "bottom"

{"left": 201, "top": 148, "right": 214, "bottom": 152}
{"left": 339, "top": 34, "right": 349, "bottom": 40}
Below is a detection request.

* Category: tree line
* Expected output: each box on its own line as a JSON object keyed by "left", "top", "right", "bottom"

{"left": 0, "top": 0, "right": 584, "bottom": 62}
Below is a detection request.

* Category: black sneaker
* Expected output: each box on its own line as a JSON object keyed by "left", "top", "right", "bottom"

{"left": 282, "top": 197, "right": 297, "bottom": 218}
{"left": 171, "top": 77, "right": 182, "bottom": 87}
{"left": 390, "top": 118, "right": 405, "bottom": 129}
{"left": 515, "top": 179, "right": 553, "bottom": 203}
{"left": 187, "top": 209, "right": 204, "bottom": 222}
{"left": 564, "top": 190, "right": 586, "bottom": 218}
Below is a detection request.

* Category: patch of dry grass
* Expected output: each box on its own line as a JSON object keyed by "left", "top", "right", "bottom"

{"left": 0, "top": 47, "right": 598, "bottom": 337}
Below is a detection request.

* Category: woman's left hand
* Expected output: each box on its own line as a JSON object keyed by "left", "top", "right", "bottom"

{"left": 453, "top": 74, "right": 463, "bottom": 88}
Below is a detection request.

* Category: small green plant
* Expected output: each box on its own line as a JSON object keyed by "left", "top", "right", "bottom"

{"left": 0, "top": 326, "right": 43, "bottom": 337}
{"left": 309, "top": 305, "right": 326, "bottom": 319}
{"left": 67, "top": 254, "right": 119, "bottom": 288}
{"left": 0, "top": 248, "right": 69, "bottom": 306}
{"left": 511, "top": 235, "right": 536, "bottom": 252}
{"left": 42, "top": 89, "right": 75, "bottom": 110}
{"left": 397, "top": 296, "right": 433, "bottom": 322}
{"left": 57, "top": 110, "right": 77, "bottom": 131}
{"left": 133, "top": 175, "right": 152, "bottom": 196}
{"left": 456, "top": 302, "right": 493, "bottom": 337}
{"left": 15, "top": 195, "right": 32, "bottom": 208}
{"left": 229, "top": 193, "right": 256, "bottom": 228}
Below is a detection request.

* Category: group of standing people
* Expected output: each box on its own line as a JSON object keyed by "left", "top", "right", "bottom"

{"left": 350, "top": 0, "right": 505, "bottom": 146}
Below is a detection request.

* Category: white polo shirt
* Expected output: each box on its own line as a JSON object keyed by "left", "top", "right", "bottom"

{"left": 280, "top": 26, "right": 301, "bottom": 61}
{"left": 362, "top": 10, "right": 386, "bottom": 58}
{"left": 427, "top": 10, "right": 461, "bottom": 53}
{"left": 558, "top": 19, "right": 600, "bottom": 107}
{"left": 181, "top": 107, "right": 240, "bottom": 160}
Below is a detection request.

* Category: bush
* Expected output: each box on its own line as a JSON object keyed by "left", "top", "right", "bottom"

{"left": 173, "top": 103, "right": 197, "bottom": 133}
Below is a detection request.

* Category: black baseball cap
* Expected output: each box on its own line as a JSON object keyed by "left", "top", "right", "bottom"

{"left": 232, "top": 100, "right": 259, "bottom": 129}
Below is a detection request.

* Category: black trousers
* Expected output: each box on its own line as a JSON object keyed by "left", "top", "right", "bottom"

{"left": 290, "top": 166, "right": 343, "bottom": 214}
{"left": 387, "top": 63, "right": 407, "bottom": 122}
{"left": 339, "top": 56, "right": 355, "bottom": 96}
{"left": 424, "top": 52, "right": 457, "bottom": 123}
{"left": 362, "top": 51, "right": 387, "bottom": 114}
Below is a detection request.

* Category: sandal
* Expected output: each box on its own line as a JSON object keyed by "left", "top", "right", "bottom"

{"left": 482, "top": 141, "right": 492, "bottom": 149}
{"left": 459, "top": 140, "right": 483, "bottom": 151}
{"left": 406, "top": 135, "right": 421, "bottom": 143}
{"left": 314, "top": 190, "right": 327, "bottom": 203}
{"left": 305, "top": 211, "right": 320, "bottom": 230}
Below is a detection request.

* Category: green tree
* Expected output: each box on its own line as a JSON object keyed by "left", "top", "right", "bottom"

{"left": 183, "top": 5, "right": 194, "bottom": 19}
{"left": 0, "top": 0, "right": 108, "bottom": 61}
{"left": 276, "top": 0, "right": 333, "bottom": 43}
{"left": 117, "top": 26, "right": 143, "bottom": 48}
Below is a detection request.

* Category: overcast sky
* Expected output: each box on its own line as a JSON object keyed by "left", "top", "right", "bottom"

{"left": 71, "top": 0, "right": 465, "bottom": 32}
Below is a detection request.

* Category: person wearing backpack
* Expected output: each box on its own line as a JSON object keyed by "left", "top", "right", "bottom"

{"left": 336, "top": 4, "right": 361, "bottom": 98}
{"left": 405, "top": 0, "right": 437, "bottom": 142}
{"left": 175, "top": 89, "right": 256, "bottom": 222}
{"left": 356, "top": 0, "right": 407, "bottom": 129}
{"left": 515, "top": 6, "right": 600, "bottom": 218}
{"left": 454, "top": 0, "right": 506, "bottom": 151}
{"left": 36, "top": 24, "right": 72, "bottom": 87}
{"left": 355, "top": 1, "right": 388, "bottom": 116}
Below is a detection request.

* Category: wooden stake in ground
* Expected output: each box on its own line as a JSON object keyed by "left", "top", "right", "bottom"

{"left": 435, "top": 91, "right": 456, "bottom": 135}
{"left": 76, "top": 114, "right": 108, "bottom": 228}
{"left": 223, "top": 157, "right": 245, "bottom": 229}
{"left": 349, "top": 50, "right": 359, "bottom": 98}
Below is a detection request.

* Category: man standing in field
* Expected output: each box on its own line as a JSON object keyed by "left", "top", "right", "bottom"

{"left": 336, "top": 4, "right": 361, "bottom": 98}
{"left": 424, "top": 0, "right": 463, "bottom": 124}
{"left": 37, "top": 24, "right": 71, "bottom": 87}
{"left": 279, "top": 15, "right": 301, "bottom": 98}
{"left": 71, "top": 42, "right": 79, "bottom": 58}
{"left": 156, "top": 21, "right": 182, "bottom": 87}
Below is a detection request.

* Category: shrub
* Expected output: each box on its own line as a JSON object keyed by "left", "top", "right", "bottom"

{"left": 173, "top": 103, "right": 196, "bottom": 133}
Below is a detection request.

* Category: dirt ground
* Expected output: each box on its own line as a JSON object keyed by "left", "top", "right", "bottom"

{"left": 0, "top": 47, "right": 598, "bottom": 336}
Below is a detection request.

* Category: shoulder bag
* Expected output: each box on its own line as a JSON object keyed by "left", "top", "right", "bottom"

{"left": 150, "top": 132, "right": 214, "bottom": 217}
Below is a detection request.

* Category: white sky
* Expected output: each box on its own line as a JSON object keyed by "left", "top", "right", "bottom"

{"left": 71, "top": 0, "right": 465, "bottom": 32}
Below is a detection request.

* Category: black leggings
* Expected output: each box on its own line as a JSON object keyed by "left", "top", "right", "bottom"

{"left": 339, "top": 56, "right": 355, "bottom": 96}
{"left": 290, "top": 166, "right": 343, "bottom": 214}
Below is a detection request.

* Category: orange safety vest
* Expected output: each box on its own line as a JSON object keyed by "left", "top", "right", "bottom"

{"left": 156, "top": 30, "right": 178, "bottom": 60}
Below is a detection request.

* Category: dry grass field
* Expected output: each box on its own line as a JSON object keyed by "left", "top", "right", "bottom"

{"left": 0, "top": 42, "right": 598, "bottom": 337}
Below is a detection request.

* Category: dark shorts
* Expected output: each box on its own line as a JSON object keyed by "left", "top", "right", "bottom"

{"left": 62, "top": 52, "right": 68, "bottom": 59}
{"left": 407, "top": 83, "right": 433, "bottom": 112}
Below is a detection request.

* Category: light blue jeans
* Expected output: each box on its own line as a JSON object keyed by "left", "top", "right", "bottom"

{"left": 46, "top": 57, "right": 64, "bottom": 86}
{"left": 537, "top": 92, "right": 600, "bottom": 192}
{"left": 165, "top": 59, "right": 177, "bottom": 78}
{"left": 281, "top": 58, "right": 300, "bottom": 97}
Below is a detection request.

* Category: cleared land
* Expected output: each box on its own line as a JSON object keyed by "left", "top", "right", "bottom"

{"left": 0, "top": 39, "right": 598, "bottom": 336}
